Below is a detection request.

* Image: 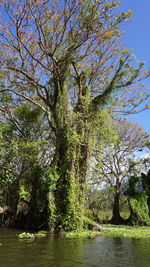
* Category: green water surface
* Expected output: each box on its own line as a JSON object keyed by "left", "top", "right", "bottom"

{"left": 0, "top": 228, "right": 150, "bottom": 267}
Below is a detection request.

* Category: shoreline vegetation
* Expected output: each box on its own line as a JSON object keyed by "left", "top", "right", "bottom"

{"left": 65, "top": 225, "right": 150, "bottom": 239}
{"left": 17, "top": 217, "right": 150, "bottom": 240}
{"left": 18, "top": 225, "right": 150, "bottom": 240}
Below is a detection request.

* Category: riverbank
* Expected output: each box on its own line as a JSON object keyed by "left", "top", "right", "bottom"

{"left": 17, "top": 225, "right": 150, "bottom": 240}
{"left": 65, "top": 225, "right": 150, "bottom": 239}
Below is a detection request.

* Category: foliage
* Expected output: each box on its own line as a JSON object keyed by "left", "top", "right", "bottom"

{"left": 129, "top": 192, "right": 150, "bottom": 226}
{"left": 18, "top": 232, "right": 35, "bottom": 239}
{"left": 18, "top": 225, "right": 150, "bottom": 240}
{"left": 126, "top": 171, "right": 150, "bottom": 226}
{"left": 83, "top": 216, "right": 98, "bottom": 229}
{"left": 18, "top": 231, "right": 47, "bottom": 239}
{"left": 0, "top": 103, "right": 53, "bottom": 229}
{"left": 0, "top": 0, "right": 150, "bottom": 231}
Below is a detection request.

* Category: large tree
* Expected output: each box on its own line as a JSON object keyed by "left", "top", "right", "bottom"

{"left": 0, "top": 0, "right": 149, "bottom": 231}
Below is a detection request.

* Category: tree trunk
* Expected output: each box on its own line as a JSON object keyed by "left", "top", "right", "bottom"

{"left": 5, "top": 180, "right": 20, "bottom": 226}
{"left": 47, "top": 84, "right": 92, "bottom": 232}
{"left": 111, "top": 185, "right": 123, "bottom": 224}
{"left": 25, "top": 165, "right": 46, "bottom": 230}
{"left": 47, "top": 109, "right": 91, "bottom": 232}
{"left": 52, "top": 126, "right": 89, "bottom": 232}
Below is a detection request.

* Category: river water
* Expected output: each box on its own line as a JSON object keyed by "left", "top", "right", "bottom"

{"left": 0, "top": 228, "right": 150, "bottom": 267}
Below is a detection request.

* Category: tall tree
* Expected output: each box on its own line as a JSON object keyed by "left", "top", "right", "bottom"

{"left": 0, "top": 0, "right": 149, "bottom": 231}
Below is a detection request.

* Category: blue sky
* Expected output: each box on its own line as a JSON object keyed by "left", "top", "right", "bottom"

{"left": 119, "top": 0, "right": 150, "bottom": 133}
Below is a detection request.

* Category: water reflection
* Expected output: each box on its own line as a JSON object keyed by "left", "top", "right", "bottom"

{"left": 132, "top": 238, "right": 150, "bottom": 267}
{"left": 0, "top": 229, "right": 150, "bottom": 267}
{"left": 79, "top": 236, "right": 135, "bottom": 267}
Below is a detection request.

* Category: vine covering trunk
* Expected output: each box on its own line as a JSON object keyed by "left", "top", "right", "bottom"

{"left": 48, "top": 88, "right": 93, "bottom": 231}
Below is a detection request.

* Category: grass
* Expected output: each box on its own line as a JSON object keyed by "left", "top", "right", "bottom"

{"left": 101, "top": 225, "right": 150, "bottom": 239}
{"left": 18, "top": 226, "right": 150, "bottom": 240}
{"left": 85, "top": 209, "right": 130, "bottom": 222}
{"left": 65, "top": 225, "right": 150, "bottom": 239}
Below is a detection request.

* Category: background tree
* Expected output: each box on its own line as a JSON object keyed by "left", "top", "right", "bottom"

{"left": 126, "top": 172, "right": 150, "bottom": 226}
{"left": 125, "top": 150, "right": 150, "bottom": 226}
{"left": 92, "top": 119, "right": 149, "bottom": 224}
{"left": 86, "top": 185, "right": 114, "bottom": 222}
{"left": 0, "top": 103, "right": 54, "bottom": 229}
{"left": 0, "top": 0, "right": 150, "bottom": 231}
{"left": 141, "top": 170, "right": 150, "bottom": 214}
